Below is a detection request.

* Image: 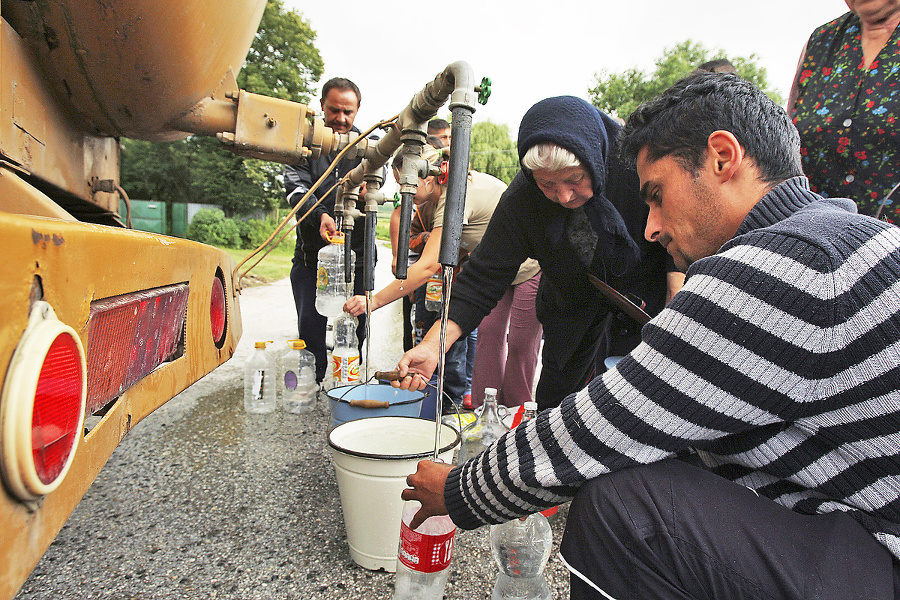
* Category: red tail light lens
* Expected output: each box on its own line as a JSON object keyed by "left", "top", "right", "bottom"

{"left": 85, "top": 284, "right": 189, "bottom": 414}
{"left": 32, "top": 333, "right": 84, "bottom": 484}
{"left": 210, "top": 272, "right": 227, "bottom": 347}
{"left": 2, "top": 302, "right": 86, "bottom": 501}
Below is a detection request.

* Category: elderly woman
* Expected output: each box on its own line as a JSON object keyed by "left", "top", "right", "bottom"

{"left": 396, "top": 96, "right": 678, "bottom": 410}
{"left": 789, "top": 0, "right": 900, "bottom": 219}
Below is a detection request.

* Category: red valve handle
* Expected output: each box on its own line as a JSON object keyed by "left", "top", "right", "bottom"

{"left": 437, "top": 161, "right": 449, "bottom": 185}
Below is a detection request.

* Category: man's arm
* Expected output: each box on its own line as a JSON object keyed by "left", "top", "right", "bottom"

{"left": 437, "top": 237, "right": 831, "bottom": 530}
{"left": 285, "top": 162, "right": 329, "bottom": 225}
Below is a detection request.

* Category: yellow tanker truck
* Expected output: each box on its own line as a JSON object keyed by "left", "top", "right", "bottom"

{"left": 0, "top": 0, "right": 482, "bottom": 596}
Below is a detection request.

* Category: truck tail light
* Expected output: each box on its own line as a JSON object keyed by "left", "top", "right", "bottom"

{"left": 210, "top": 271, "right": 227, "bottom": 348}
{"left": 85, "top": 284, "right": 189, "bottom": 414}
{"left": 2, "top": 302, "right": 86, "bottom": 501}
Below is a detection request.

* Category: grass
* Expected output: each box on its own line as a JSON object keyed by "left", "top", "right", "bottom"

{"left": 226, "top": 244, "right": 294, "bottom": 287}
{"left": 225, "top": 206, "right": 394, "bottom": 288}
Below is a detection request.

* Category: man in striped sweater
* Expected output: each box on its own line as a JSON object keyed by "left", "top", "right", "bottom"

{"left": 401, "top": 71, "right": 900, "bottom": 599}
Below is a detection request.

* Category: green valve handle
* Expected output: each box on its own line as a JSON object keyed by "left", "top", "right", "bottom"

{"left": 477, "top": 76, "right": 492, "bottom": 105}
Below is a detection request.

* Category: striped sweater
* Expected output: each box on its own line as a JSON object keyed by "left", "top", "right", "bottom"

{"left": 445, "top": 176, "right": 900, "bottom": 559}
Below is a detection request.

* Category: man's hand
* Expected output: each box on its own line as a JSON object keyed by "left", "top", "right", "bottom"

{"left": 319, "top": 213, "right": 338, "bottom": 242}
{"left": 394, "top": 337, "right": 441, "bottom": 391}
{"left": 401, "top": 460, "right": 455, "bottom": 530}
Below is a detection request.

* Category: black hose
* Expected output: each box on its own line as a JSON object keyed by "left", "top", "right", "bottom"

{"left": 439, "top": 107, "right": 474, "bottom": 266}
{"left": 395, "top": 192, "right": 415, "bottom": 280}
{"left": 363, "top": 211, "right": 377, "bottom": 291}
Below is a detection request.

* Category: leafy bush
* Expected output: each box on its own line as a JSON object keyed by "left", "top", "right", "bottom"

{"left": 238, "top": 219, "right": 271, "bottom": 249}
{"left": 185, "top": 208, "right": 241, "bottom": 247}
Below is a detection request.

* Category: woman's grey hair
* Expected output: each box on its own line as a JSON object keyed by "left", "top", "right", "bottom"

{"left": 521, "top": 143, "right": 582, "bottom": 172}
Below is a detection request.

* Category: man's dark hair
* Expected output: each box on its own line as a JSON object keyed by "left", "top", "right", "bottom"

{"left": 321, "top": 77, "right": 361, "bottom": 105}
{"left": 619, "top": 71, "right": 802, "bottom": 184}
{"left": 698, "top": 58, "right": 736, "bottom": 74}
{"left": 427, "top": 118, "right": 450, "bottom": 133}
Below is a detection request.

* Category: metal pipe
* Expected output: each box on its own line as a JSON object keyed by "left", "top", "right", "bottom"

{"left": 438, "top": 106, "right": 475, "bottom": 266}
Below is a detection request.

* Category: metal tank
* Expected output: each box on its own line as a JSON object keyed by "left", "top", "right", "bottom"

{"left": 2, "top": 0, "right": 266, "bottom": 140}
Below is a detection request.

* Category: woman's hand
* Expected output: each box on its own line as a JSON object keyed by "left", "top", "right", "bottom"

{"left": 343, "top": 294, "right": 372, "bottom": 317}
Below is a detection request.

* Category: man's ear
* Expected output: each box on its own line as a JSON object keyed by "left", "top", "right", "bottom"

{"left": 706, "top": 130, "right": 743, "bottom": 182}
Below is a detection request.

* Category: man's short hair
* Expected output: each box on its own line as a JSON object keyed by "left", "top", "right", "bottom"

{"left": 427, "top": 118, "right": 450, "bottom": 133}
{"left": 322, "top": 77, "right": 361, "bottom": 105}
{"left": 698, "top": 58, "right": 736, "bottom": 74}
{"left": 619, "top": 71, "right": 802, "bottom": 184}
{"left": 521, "top": 142, "right": 582, "bottom": 172}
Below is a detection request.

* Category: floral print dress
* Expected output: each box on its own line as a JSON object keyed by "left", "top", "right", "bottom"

{"left": 792, "top": 11, "right": 900, "bottom": 220}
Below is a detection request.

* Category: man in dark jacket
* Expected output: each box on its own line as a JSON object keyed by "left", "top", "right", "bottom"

{"left": 396, "top": 95, "right": 676, "bottom": 409}
{"left": 284, "top": 77, "right": 370, "bottom": 383}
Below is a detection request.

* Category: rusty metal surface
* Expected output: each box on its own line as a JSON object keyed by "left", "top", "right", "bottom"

{"left": 3, "top": 0, "right": 266, "bottom": 140}
{"left": 0, "top": 19, "right": 118, "bottom": 207}
{"left": 0, "top": 211, "right": 242, "bottom": 599}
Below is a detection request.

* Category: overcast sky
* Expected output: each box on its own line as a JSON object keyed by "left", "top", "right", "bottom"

{"left": 283, "top": 0, "right": 849, "bottom": 140}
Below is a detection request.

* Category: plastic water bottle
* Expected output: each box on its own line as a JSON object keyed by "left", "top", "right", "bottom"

{"left": 393, "top": 501, "right": 456, "bottom": 600}
{"left": 424, "top": 272, "right": 442, "bottom": 312}
{"left": 331, "top": 312, "right": 360, "bottom": 385}
{"left": 489, "top": 512, "right": 553, "bottom": 600}
{"left": 316, "top": 232, "right": 355, "bottom": 318}
{"left": 244, "top": 341, "right": 276, "bottom": 414}
{"left": 279, "top": 339, "right": 317, "bottom": 414}
{"left": 458, "top": 387, "right": 506, "bottom": 464}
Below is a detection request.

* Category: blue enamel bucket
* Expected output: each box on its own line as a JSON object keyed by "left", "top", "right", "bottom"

{"left": 326, "top": 383, "right": 426, "bottom": 430}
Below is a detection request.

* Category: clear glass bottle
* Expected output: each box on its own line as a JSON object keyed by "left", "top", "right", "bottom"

{"left": 331, "top": 312, "right": 360, "bottom": 385}
{"left": 480, "top": 387, "right": 507, "bottom": 447}
{"left": 392, "top": 501, "right": 456, "bottom": 600}
{"left": 279, "top": 339, "right": 317, "bottom": 414}
{"left": 489, "top": 512, "right": 553, "bottom": 600}
{"left": 243, "top": 341, "right": 276, "bottom": 414}
{"left": 316, "top": 232, "right": 355, "bottom": 318}
{"left": 458, "top": 387, "right": 506, "bottom": 464}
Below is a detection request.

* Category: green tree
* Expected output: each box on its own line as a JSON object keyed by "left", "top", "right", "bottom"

{"left": 120, "top": 0, "right": 323, "bottom": 228}
{"left": 588, "top": 40, "right": 782, "bottom": 120}
{"left": 469, "top": 121, "right": 519, "bottom": 184}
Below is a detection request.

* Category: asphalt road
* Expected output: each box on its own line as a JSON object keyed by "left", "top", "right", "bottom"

{"left": 14, "top": 244, "right": 572, "bottom": 600}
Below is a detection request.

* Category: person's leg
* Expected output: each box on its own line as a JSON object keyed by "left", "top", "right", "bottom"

{"left": 561, "top": 459, "right": 897, "bottom": 600}
{"left": 414, "top": 285, "right": 436, "bottom": 345}
{"left": 464, "top": 328, "right": 477, "bottom": 404}
{"left": 291, "top": 262, "right": 328, "bottom": 382}
{"left": 501, "top": 273, "right": 542, "bottom": 408}
{"left": 534, "top": 312, "right": 605, "bottom": 410}
{"left": 351, "top": 264, "right": 367, "bottom": 353}
{"left": 402, "top": 294, "right": 414, "bottom": 351}
{"left": 470, "top": 287, "right": 513, "bottom": 408}
{"left": 441, "top": 337, "right": 467, "bottom": 408}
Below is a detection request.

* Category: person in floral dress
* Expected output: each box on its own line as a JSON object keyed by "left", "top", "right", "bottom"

{"left": 789, "top": 0, "right": 900, "bottom": 221}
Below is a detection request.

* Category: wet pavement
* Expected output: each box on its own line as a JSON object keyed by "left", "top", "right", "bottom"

{"left": 14, "top": 244, "right": 571, "bottom": 600}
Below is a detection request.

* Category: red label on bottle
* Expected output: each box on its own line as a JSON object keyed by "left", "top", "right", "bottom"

{"left": 397, "top": 519, "right": 455, "bottom": 573}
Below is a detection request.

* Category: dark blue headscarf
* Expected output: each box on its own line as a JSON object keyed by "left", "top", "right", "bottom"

{"left": 517, "top": 96, "right": 641, "bottom": 275}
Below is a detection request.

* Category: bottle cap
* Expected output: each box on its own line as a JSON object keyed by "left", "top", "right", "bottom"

{"left": 254, "top": 341, "right": 272, "bottom": 349}
{"left": 484, "top": 387, "right": 498, "bottom": 396}
{"left": 288, "top": 339, "right": 307, "bottom": 350}
{"left": 327, "top": 231, "right": 345, "bottom": 244}
{"left": 523, "top": 401, "right": 538, "bottom": 411}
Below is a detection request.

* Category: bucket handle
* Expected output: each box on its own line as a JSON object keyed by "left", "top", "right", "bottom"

{"left": 348, "top": 399, "right": 390, "bottom": 409}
